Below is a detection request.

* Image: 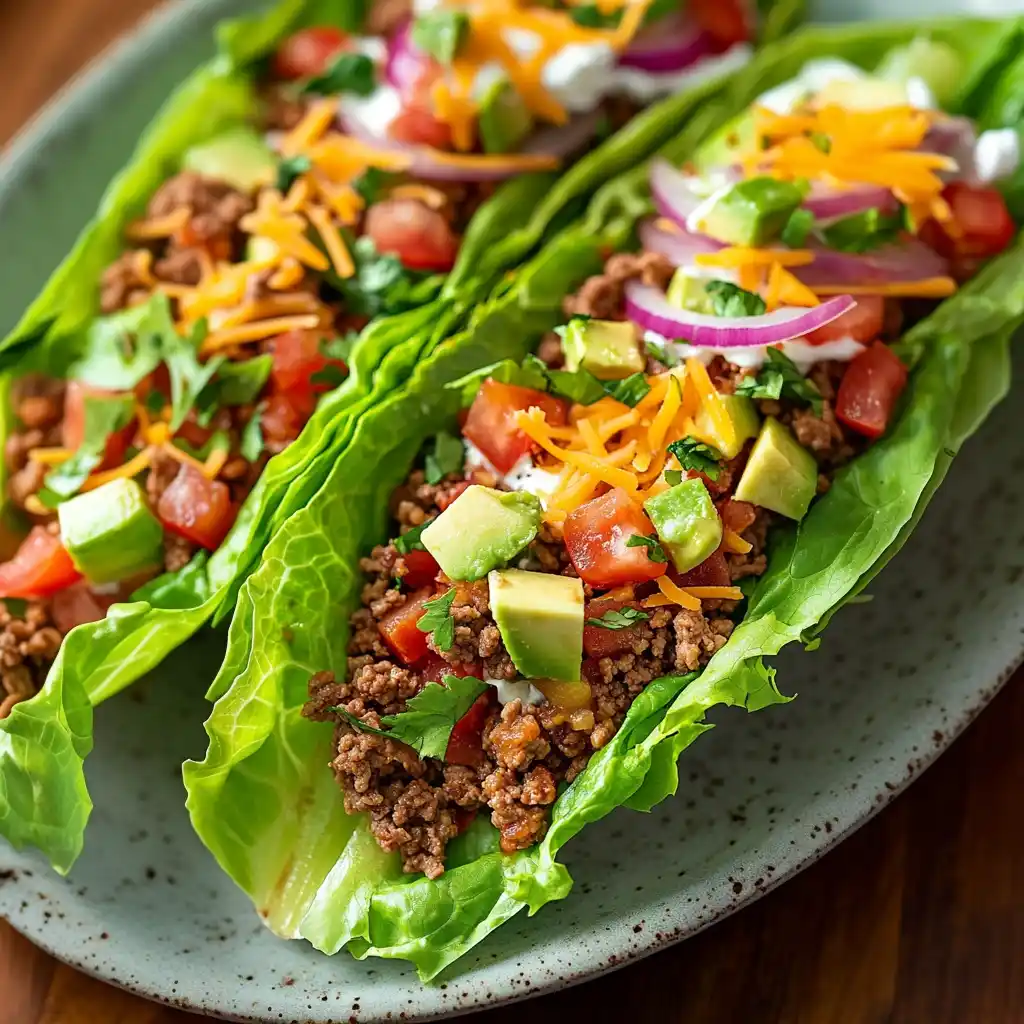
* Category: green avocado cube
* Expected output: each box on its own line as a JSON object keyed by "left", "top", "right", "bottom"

{"left": 488, "top": 568, "right": 583, "bottom": 681}
{"left": 693, "top": 394, "right": 761, "bottom": 460}
{"left": 478, "top": 77, "right": 534, "bottom": 154}
{"left": 561, "top": 318, "right": 644, "bottom": 381}
{"left": 734, "top": 417, "right": 817, "bottom": 520}
{"left": 183, "top": 128, "right": 276, "bottom": 193}
{"left": 697, "top": 177, "right": 807, "bottom": 247}
{"left": 644, "top": 478, "right": 722, "bottom": 574}
{"left": 421, "top": 485, "right": 541, "bottom": 582}
{"left": 58, "top": 478, "right": 163, "bottom": 585}
{"left": 666, "top": 270, "right": 713, "bottom": 313}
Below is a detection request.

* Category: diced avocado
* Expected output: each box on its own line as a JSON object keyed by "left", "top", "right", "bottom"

{"left": 421, "top": 485, "right": 541, "bottom": 581}
{"left": 488, "top": 568, "right": 583, "bottom": 681}
{"left": 246, "top": 236, "right": 279, "bottom": 263}
{"left": 478, "top": 78, "right": 534, "bottom": 154}
{"left": 734, "top": 416, "right": 817, "bottom": 520}
{"left": 698, "top": 177, "right": 807, "bottom": 247}
{"left": 58, "top": 478, "right": 163, "bottom": 585}
{"left": 876, "top": 37, "right": 962, "bottom": 107}
{"left": 561, "top": 318, "right": 644, "bottom": 380}
{"left": 694, "top": 109, "right": 757, "bottom": 173}
{"left": 643, "top": 478, "right": 722, "bottom": 575}
{"left": 814, "top": 76, "right": 910, "bottom": 112}
{"left": 666, "top": 270, "right": 713, "bottom": 314}
{"left": 182, "top": 128, "right": 276, "bottom": 193}
{"left": 693, "top": 394, "right": 761, "bottom": 460}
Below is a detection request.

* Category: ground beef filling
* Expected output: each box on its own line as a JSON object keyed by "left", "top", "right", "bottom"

{"left": 0, "top": 599, "right": 62, "bottom": 719}
{"left": 304, "top": 471, "right": 743, "bottom": 878}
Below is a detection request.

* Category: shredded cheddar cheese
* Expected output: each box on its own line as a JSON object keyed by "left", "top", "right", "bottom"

{"left": 722, "top": 528, "right": 753, "bottom": 555}
{"left": 27, "top": 447, "right": 72, "bottom": 466}
{"left": 80, "top": 448, "right": 153, "bottom": 491}
{"left": 200, "top": 313, "right": 322, "bottom": 355}
{"left": 646, "top": 576, "right": 702, "bottom": 611}
{"left": 682, "top": 586, "right": 744, "bottom": 600}
{"left": 124, "top": 207, "right": 190, "bottom": 242}
{"left": 810, "top": 278, "right": 958, "bottom": 299}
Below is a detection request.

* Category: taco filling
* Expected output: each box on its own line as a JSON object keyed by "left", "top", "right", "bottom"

{"left": 302, "top": 51, "right": 1019, "bottom": 878}
{"left": 0, "top": 0, "right": 757, "bottom": 718}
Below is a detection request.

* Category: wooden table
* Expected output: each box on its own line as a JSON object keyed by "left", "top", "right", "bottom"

{"left": 2, "top": 3, "right": 1023, "bottom": 1021}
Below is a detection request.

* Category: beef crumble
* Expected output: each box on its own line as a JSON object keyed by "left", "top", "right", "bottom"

{"left": 0, "top": 600, "right": 63, "bottom": 719}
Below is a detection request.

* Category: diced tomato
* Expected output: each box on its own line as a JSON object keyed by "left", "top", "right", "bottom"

{"left": 401, "top": 548, "right": 440, "bottom": 589}
{"left": 63, "top": 381, "right": 135, "bottom": 470}
{"left": 389, "top": 106, "right": 454, "bottom": 150}
{"left": 835, "top": 342, "right": 908, "bottom": 440}
{"left": 157, "top": 463, "right": 236, "bottom": 551}
{"left": 272, "top": 26, "right": 349, "bottom": 80}
{"left": 583, "top": 599, "right": 646, "bottom": 659}
{"left": 269, "top": 330, "right": 346, "bottom": 399}
{"left": 804, "top": 295, "right": 885, "bottom": 346}
{"left": 379, "top": 587, "right": 433, "bottom": 665}
{"left": 50, "top": 582, "right": 116, "bottom": 634}
{"left": 417, "top": 652, "right": 482, "bottom": 685}
{"left": 0, "top": 527, "right": 81, "bottom": 600}
{"left": 921, "top": 182, "right": 1016, "bottom": 280}
{"left": 364, "top": 199, "right": 460, "bottom": 273}
{"left": 445, "top": 693, "right": 492, "bottom": 767}
{"left": 674, "top": 549, "right": 731, "bottom": 588}
{"left": 564, "top": 488, "right": 668, "bottom": 589}
{"left": 174, "top": 411, "right": 216, "bottom": 450}
{"left": 718, "top": 498, "right": 757, "bottom": 535}
{"left": 437, "top": 480, "right": 470, "bottom": 512}
{"left": 462, "top": 379, "right": 569, "bottom": 475}
{"left": 260, "top": 391, "right": 313, "bottom": 451}
{"left": 688, "top": 0, "right": 750, "bottom": 52}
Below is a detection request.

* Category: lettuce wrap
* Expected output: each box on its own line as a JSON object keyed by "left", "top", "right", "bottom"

{"left": 0, "top": 0, "right": 812, "bottom": 874}
{"left": 183, "top": 16, "right": 1024, "bottom": 980}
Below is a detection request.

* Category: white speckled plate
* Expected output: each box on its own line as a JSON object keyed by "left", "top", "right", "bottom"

{"left": 2, "top": 0, "right": 1024, "bottom": 1020}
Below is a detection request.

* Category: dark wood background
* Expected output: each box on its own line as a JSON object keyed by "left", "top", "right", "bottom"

{"left": 2, "top": 2, "right": 1023, "bottom": 1021}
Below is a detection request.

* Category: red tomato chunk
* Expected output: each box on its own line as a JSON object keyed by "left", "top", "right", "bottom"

{"left": 835, "top": 342, "right": 908, "bottom": 440}
{"left": 364, "top": 199, "right": 460, "bottom": 273}
{"left": 463, "top": 379, "right": 568, "bottom": 475}
{"left": 273, "top": 27, "right": 349, "bottom": 80}
{"left": 0, "top": 527, "right": 81, "bottom": 599}
{"left": 564, "top": 488, "right": 668, "bottom": 589}
{"left": 157, "top": 463, "right": 236, "bottom": 551}
{"left": 378, "top": 587, "right": 433, "bottom": 665}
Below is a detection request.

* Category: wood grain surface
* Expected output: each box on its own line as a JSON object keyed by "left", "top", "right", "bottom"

{"left": 1, "top": 3, "right": 1022, "bottom": 1022}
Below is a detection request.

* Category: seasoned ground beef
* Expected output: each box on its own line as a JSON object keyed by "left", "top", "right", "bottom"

{"left": 5, "top": 378, "right": 64, "bottom": 511}
{"left": 564, "top": 251, "right": 674, "bottom": 321}
{"left": 0, "top": 600, "right": 63, "bottom": 719}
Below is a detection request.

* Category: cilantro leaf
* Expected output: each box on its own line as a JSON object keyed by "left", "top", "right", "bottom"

{"left": 164, "top": 319, "right": 224, "bottom": 431}
{"left": 310, "top": 364, "right": 347, "bottom": 389}
{"left": 300, "top": 51, "right": 376, "bottom": 97}
{"left": 416, "top": 588, "right": 456, "bottom": 651}
{"left": 320, "top": 333, "right": 357, "bottom": 363}
{"left": 809, "top": 131, "right": 831, "bottom": 154}
{"left": 196, "top": 354, "right": 273, "bottom": 426}
{"left": 394, "top": 521, "right": 430, "bottom": 556}
{"left": 446, "top": 357, "right": 549, "bottom": 408}
{"left": 585, "top": 606, "right": 650, "bottom": 630}
{"left": 411, "top": 10, "right": 469, "bottom": 64}
{"left": 705, "top": 280, "right": 767, "bottom": 318}
{"left": 276, "top": 154, "right": 311, "bottom": 194}
{"left": 644, "top": 338, "right": 681, "bottom": 368}
{"left": 735, "top": 367, "right": 785, "bottom": 402}
{"left": 38, "top": 394, "right": 136, "bottom": 507}
{"left": 781, "top": 207, "right": 815, "bottom": 248}
{"left": 603, "top": 372, "right": 651, "bottom": 407}
{"left": 240, "top": 407, "right": 264, "bottom": 462}
{"left": 336, "top": 675, "right": 489, "bottom": 760}
{"left": 667, "top": 436, "right": 723, "bottom": 481}
{"left": 625, "top": 533, "right": 667, "bottom": 563}
{"left": 552, "top": 314, "right": 592, "bottom": 341}
{"left": 173, "top": 429, "right": 231, "bottom": 463}
{"left": 760, "top": 348, "right": 823, "bottom": 414}
{"left": 329, "top": 236, "right": 437, "bottom": 318}
{"left": 821, "top": 206, "right": 904, "bottom": 254}
{"left": 424, "top": 432, "right": 464, "bottom": 485}
{"left": 352, "top": 166, "right": 389, "bottom": 206}
{"left": 544, "top": 367, "right": 607, "bottom": 405}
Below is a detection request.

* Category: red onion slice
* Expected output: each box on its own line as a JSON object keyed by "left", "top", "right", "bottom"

{"left": 620, "top": 12, "right": 714, "bottom": 73}
{"left": 625, "top": 281, "right": 857, "bottom": 348}
{"left": 649, "top": 158, "right": 717, "bottom": 226}
{"left": 803, "top": 182, "right": 898, "bottom": 222}
{"left": 796, "top": 239, "right": 949, "bottom": 286}
{"left": 639, "top": 217, "right": 724, "bottom": 264}
{"left": 385, "top": 20, "right": 426, "bottom": 95}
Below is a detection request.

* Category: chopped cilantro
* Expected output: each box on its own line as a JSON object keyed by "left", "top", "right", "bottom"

{"left": 667, "top": 437, "right": 723, "bottom": 481}
{"left": 424, "top": 432, "right": 464, "bottom": 485}
{"left": 309, "top": 364, "right": 347, "bottom": 389}
{"left": 809, "top": 131, "right": 831, "bottom": 153}
{"left": 736, "top": 348, "right": 823, "bottom": 415}
{"left": 276, "top": 154, "right": 312, "bottom": 194}
{"left": 416, "top": 587, "right": 456, "bottom": 651}
{"left": 300, "top": 51, "right": 376, "bottom": 97}
{"left": 240, "top": 407, "right": 264, "bottom": 462}
{"left": 394, "top": 521, "right": 430, "bottom": 556}
{"left": 625, "top": 533, "right": 668, "bottom": 564}
{"left": 335, "top": 673, "right": 488, "bottom": 760}
{"left": 644, "top": 338, "right": 681, "bottom": 368}
{"left": 603, "top": 372, "right": 651, "bottom": 407}
{"left": 705, "top": 280, "right": 767, "bottom": 318}
{"left": 821, "top": 206, "right": 904, "bottom": 254}
{"left": 352, "top": 166, "right": 388, "bottom": 206}
{"left": 585, "top": 606, "right": 650, "bottom": 630}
